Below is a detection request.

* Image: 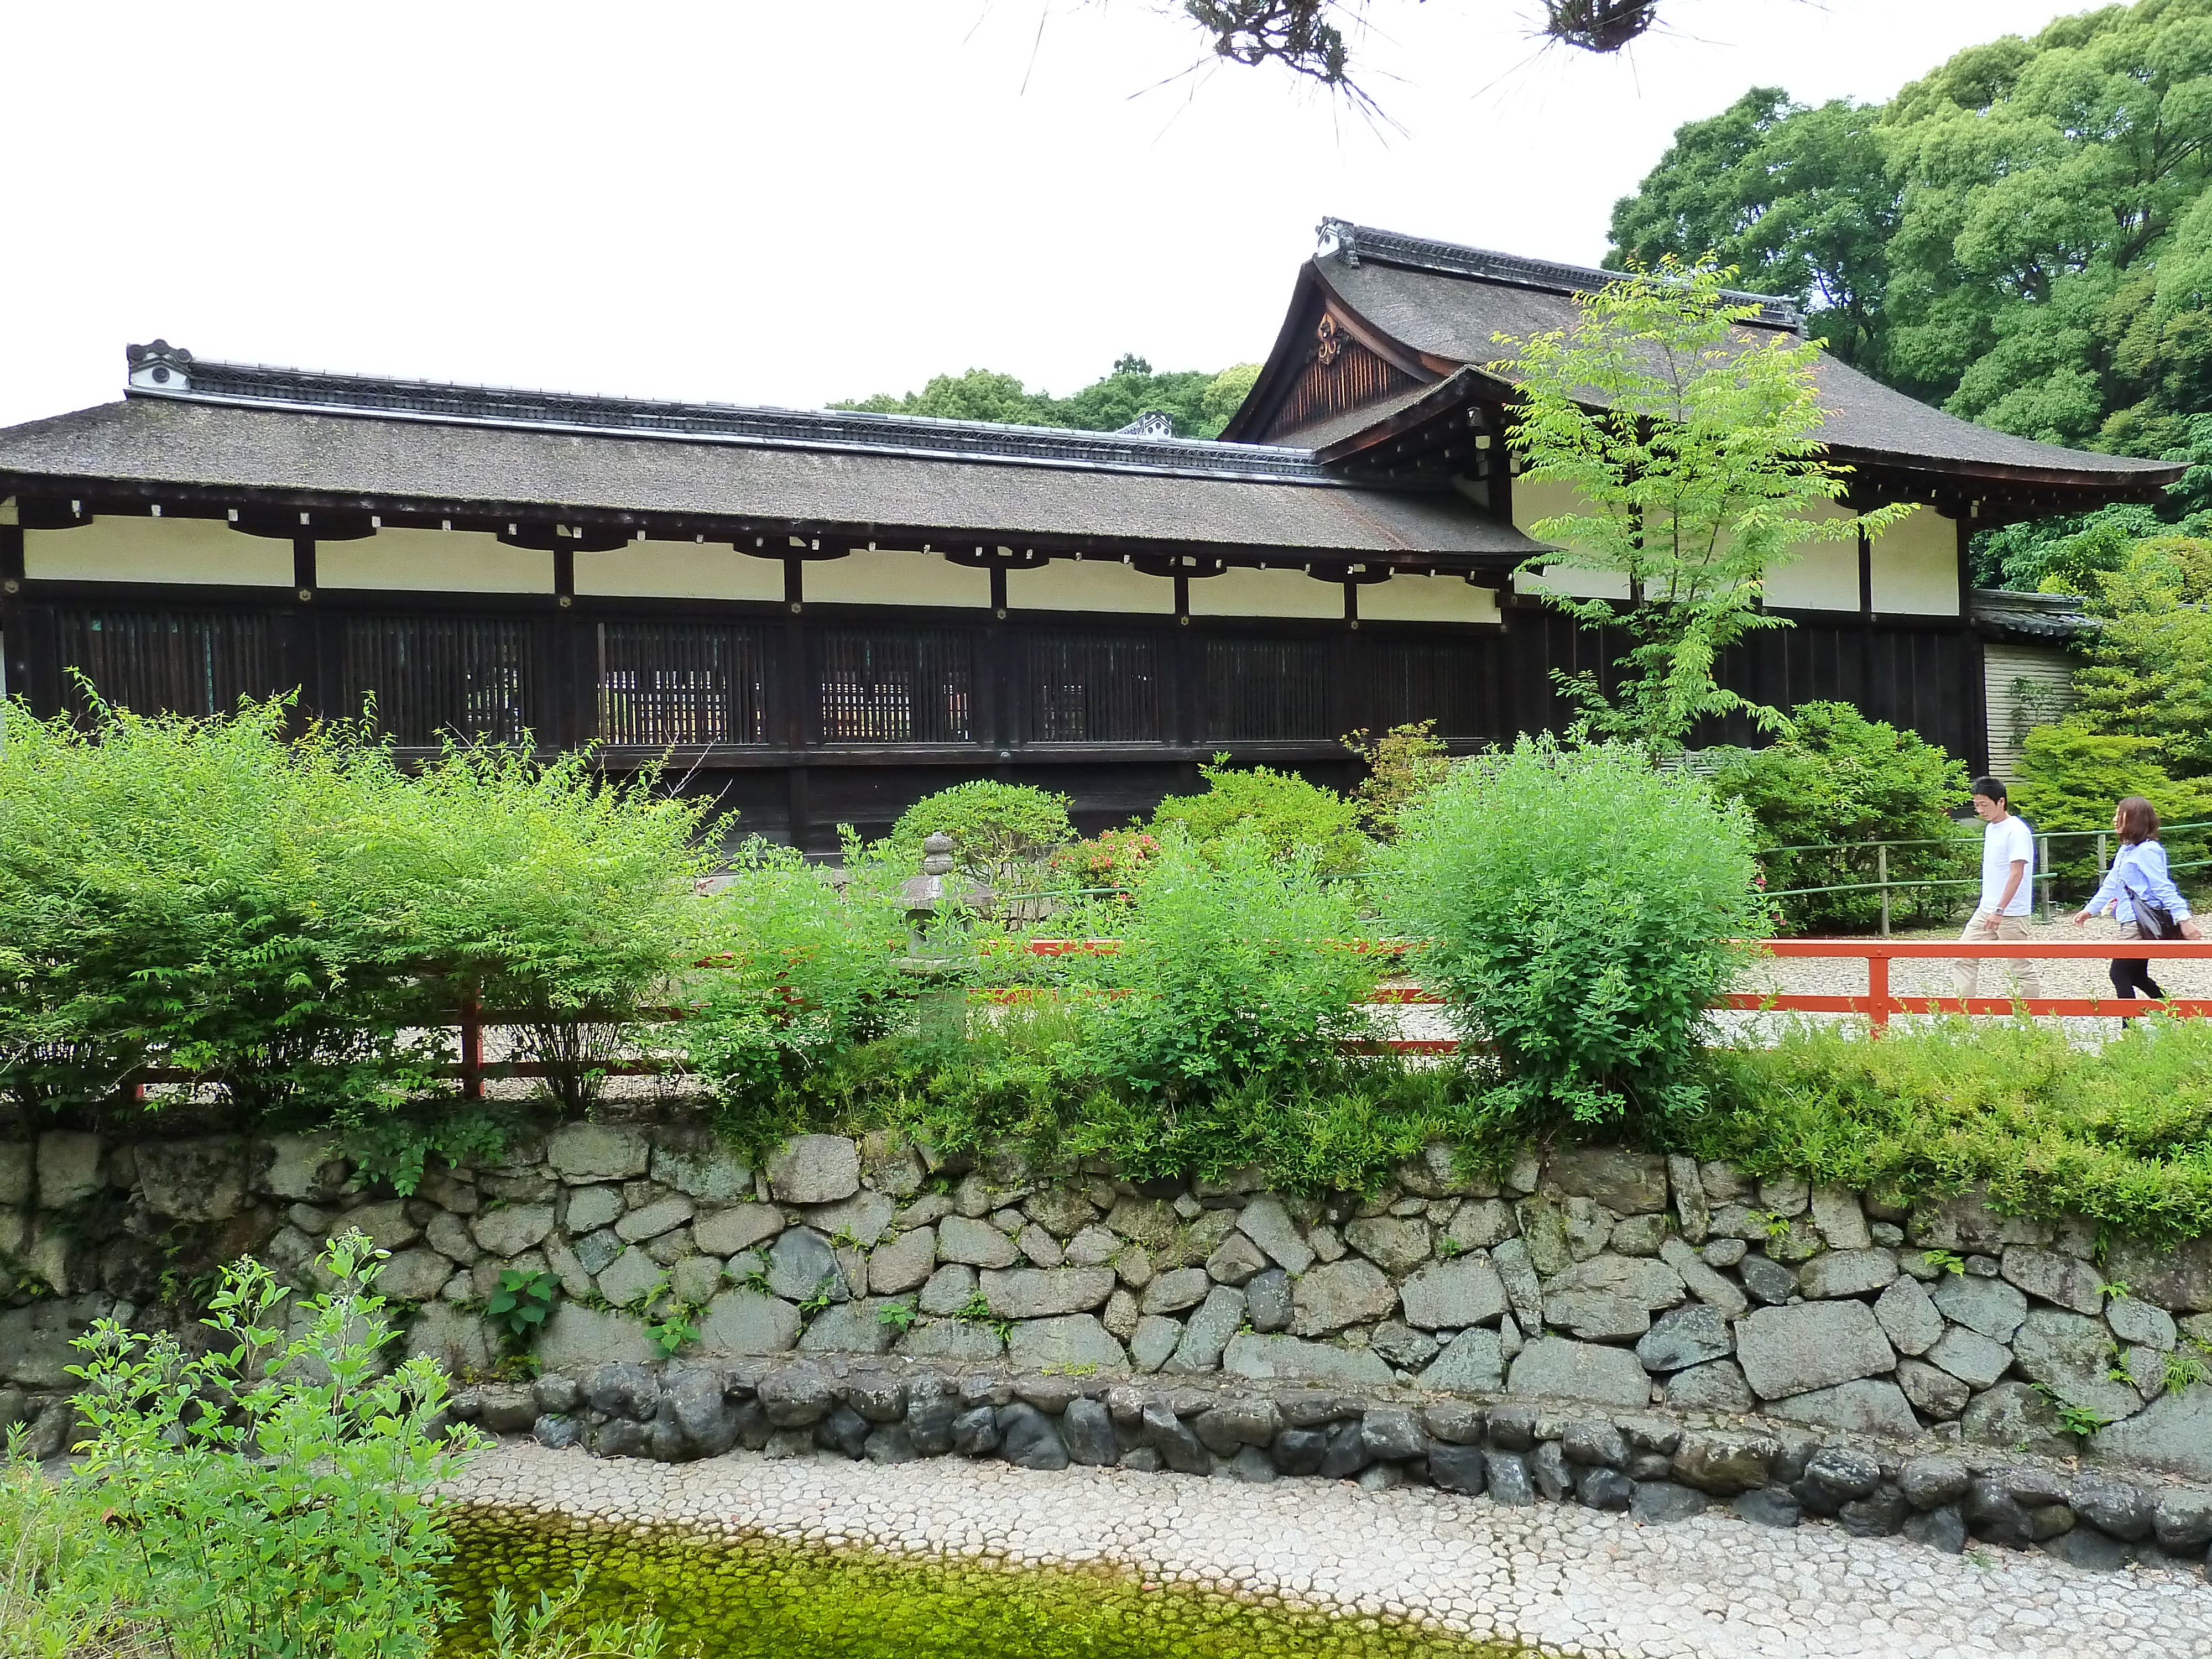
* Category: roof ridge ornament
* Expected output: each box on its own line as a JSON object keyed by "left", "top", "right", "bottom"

{"left": 1317, "top": 217, "right": 1359, "bottom": 267}
{"left": 125, "top": 340, "right": 194, "bottom": 393}
{"left": 1115, "top": 411, "right": 1177, "bottom": 439}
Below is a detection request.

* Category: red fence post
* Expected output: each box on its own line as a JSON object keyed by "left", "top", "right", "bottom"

{"left": 460, "top": 992, "right": 484, "bottom": 1102}
{"left": 1867, "top": 953, "right": 1889, "bottom": 1036}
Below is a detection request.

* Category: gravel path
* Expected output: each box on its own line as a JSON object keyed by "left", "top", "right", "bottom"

{"left": 1376, "top": 916, "right": 2208, "bottom": 1050}
{"left": 447, "top": 1441, "right": 2212, "bottom": 1658}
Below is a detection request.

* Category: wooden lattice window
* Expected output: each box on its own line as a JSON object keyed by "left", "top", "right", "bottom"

{"left": 1026, "top": 632, "right": 1163, "bottom": 742}
{"left": 816, "top": 629, "right": 973, "bottom": 743}
{"left": 340, "top": 616, "right": 551, "bottom": 745}
{"left": 1204, "top": 638, "right": 1331, "bottom": 739}
{"left": 55, "top": 608, "right": 279, "bottom": 718}
{"left": 596, "top": 622, "right": 768, "bottom": 747}
{"left": 1370, "top": 641, "right": 1485, "bottom": 739}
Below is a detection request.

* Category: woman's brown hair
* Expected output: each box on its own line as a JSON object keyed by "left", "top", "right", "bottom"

{"left": 2117, "top": 796, "right": 2161, "bottom": 845}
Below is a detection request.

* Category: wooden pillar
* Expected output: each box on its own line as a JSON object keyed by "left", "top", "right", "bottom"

{"left": 782, "top": 556, "right": 811, "bottom": 849}
{"left": 280, "top": 534, "right": 320, "bottom": 734}
{"left": 552, "top": 546, "right": 585, "bottom": 750}
{"left": 1172, "top": 574, "right": 1201, "bottom": 754}
{"left": 1959, "top": 512, "right": 1990, "bottom": 776}
{"left": 1857, "top": 524, "right": 1875, "bottom": 727}
{"left": 983, "top": 564, "right": 1010, "bottom": 754}
{"left": 0, "top": 522, "right": 23, "bottom": 713}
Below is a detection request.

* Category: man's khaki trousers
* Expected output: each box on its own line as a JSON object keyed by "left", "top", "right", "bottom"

{"left": 1954, "top": 910, "right": 2043, "bottom": 1001}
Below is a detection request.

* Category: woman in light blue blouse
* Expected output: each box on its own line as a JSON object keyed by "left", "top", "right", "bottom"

{"left": 2072, "top": 795, "right": 2201, "bottom": 1000}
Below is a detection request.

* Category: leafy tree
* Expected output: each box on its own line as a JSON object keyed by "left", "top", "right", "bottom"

{"left": 2068, "top": 535, "right": 2212, "bottom": 779}
{"left": 1495, "top": 258, "right": 1911, "bottom": 749}
{"left": 834, "top": 357, "right": 1264, "bottom": 439}
{"left": 1880, "top": 4, "right": 2212, "bottom": 440}
{"left": 2009, "top": 724, "right": 2212, "bottom": 881}
{"left": 835, "top": 369, "right": 1048, "bottom": 426}
{"left": 1341, "top": 719, "right": 1451, "bottom": 839}
{"left": 1606, "top": 4, "right": 2212, "bottom": 588}
{"left": 1608, "top": 88, "right": 1896, "bottom": 368}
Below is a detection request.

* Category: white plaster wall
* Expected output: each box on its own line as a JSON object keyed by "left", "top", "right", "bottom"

{"left": 25, "top": 515, "right": 292, "bottom": 586}
{"left": 1187, "top": 565, "right": 1346, "bottom": 620}
{"left": 804, "top": 549, "right": 991, "bottom": 608}
{"left": 1870, "top": 507, "right": 1960, "bottom": 616}
{"left": 575, "top": 541, "right": 785, "bottom": 601}
{"left": 1357, "top": 574, "right": 1503, "bottom": 625}
{"left": 1764, "top": 500, "right": 1860, "bottom": 612}
{"left": 1510, "top": 478, "right": 1630, "bottom": 601}
{"left": 319, "top": 529, "right": 550, "bottom": 593}
{"left": 1005, "top": 557, "right": 1176, "bottom": 615}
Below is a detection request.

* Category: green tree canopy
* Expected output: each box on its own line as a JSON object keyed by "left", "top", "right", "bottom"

{"left": 835, "top": 358, "right": 1262, "bottom": 440}
{"left": 1607, "top": 87, "right": 1895, "bottom": 368}
{"left": 1608, "top": 0, "right": 2212, "bottom": 585}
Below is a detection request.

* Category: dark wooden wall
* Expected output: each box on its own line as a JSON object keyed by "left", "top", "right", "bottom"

{"left": 2, "top": 581, "right": 1985, "bottom": 852}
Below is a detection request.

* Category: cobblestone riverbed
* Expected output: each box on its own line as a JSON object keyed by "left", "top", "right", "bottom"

{"left": 444, "top": 1441, "right": 2212, "bottom": 1658}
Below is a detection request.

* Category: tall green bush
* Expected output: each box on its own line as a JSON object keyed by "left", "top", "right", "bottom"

{"left": 1063, "top": 829, "right": 1380, "bottom": 1108}
{"left": 1146, "top": 759, "right": 1369, "bottom": 875}
{"left": 1380, "top": 738, "right": 1763, "bottom": 1133}
{"left": 1703, "top": 702, "right": 1971, "bottom": 931}
{"left": 66, "top": 1232, "right": 477, "bottom": 1659}
{"left": 680, "top": 841, "right": 913, "bottom": 1144}
{"left": 0, "top": 698, "right": 709, "bottom": 1126}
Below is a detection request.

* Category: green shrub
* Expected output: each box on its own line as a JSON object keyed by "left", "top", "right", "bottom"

{"left": 1703, "top": 701, "right": 1973, "bottom": 932}
{"left": 836, "top": 830, "right": 1478, "bottom": 1190}
{"left": 2008, "top": 724, "right": 2212, "bottom": 886}
{"left": 1146, "top": 759, "right": 1369, "bottom": 875}
{"left": 0, "top": 698, "right": 710, "bottom": 1128}
{"left": 1693, "top": 1018, "right": 2212, "bottom": 1242}
{"left": 66, "top": 1230, "right": 479, "bottom": 1659}
{"left": 1063, "top": 830, "right": 1380, "bottom": 1107}
{"left": 1343, "top": 720, "right": 1452, "bottom": 841}
{"left": 680, "top": 841, "right": 914, "bottom": 1147}
{"left": 877, "top": 781, "right": 1074, "bottom": 890}
{"left": 1379, "top": 737, "right": 1763, "bottom": 1134}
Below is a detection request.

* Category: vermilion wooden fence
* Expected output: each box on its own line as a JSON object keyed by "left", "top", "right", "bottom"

{"left": 132, "top": 938, "right": 2212, "bottom": 1100}
{"left": 1728, "top": 938, "right": 2212, "bottom": 1032}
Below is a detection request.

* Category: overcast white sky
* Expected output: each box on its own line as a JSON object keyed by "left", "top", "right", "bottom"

{"left": 3, "top": 1, "right": 2094, "bottom": 431}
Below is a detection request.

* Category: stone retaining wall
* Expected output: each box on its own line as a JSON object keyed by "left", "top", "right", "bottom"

{"left": 6, "top": 1118, "right": 2212, "bottom": 1562}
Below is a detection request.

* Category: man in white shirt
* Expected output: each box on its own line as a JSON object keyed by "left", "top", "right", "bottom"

{"left": 1954, "top": 775, "right": 2044, "bottom": 1002}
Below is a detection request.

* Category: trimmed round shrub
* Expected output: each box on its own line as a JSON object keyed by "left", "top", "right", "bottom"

{"left": 1379, "top": 737, "right": 1762, "bottom": 1133}
{"left": 1146, "top": 759, "right": 1369, "bottom": 875}
{"left": 879, "top": 781, "right": 1074, "bottom": 884}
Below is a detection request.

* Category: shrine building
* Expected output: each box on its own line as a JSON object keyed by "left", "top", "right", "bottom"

{"left": 0, "top": 220, "right": 2182, "bottom": 846}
